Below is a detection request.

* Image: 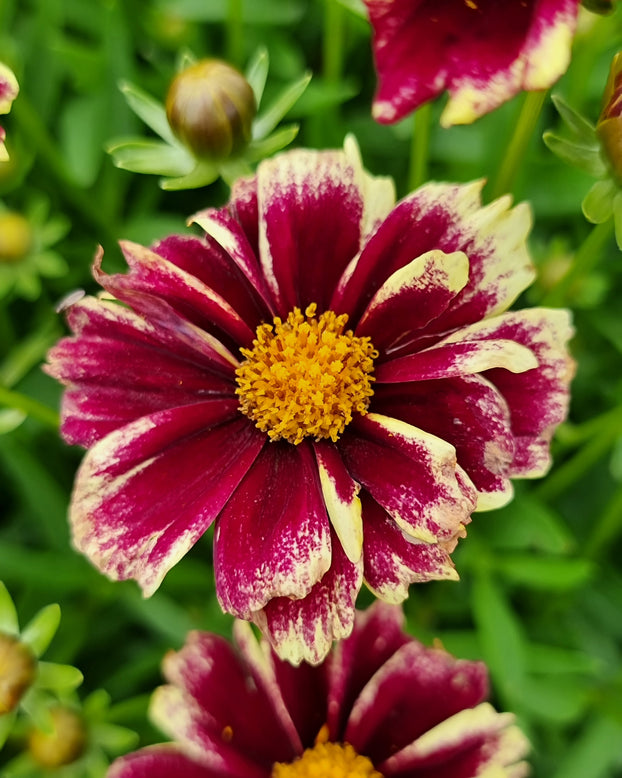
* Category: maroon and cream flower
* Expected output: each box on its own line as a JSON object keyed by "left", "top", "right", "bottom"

{"left": 364, "top": 0, "right": 580, "bottom": 126}
{"left": 46, "top": 139, "right": 573, "bottom": 664}
{"left": 0, "top": 62, "right": 19, "bottom": 161}
{"left": 108, "top": 603, "right": 530, "bottom": 778}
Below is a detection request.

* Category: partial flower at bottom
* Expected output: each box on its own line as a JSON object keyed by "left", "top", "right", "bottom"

{"left": 46, "top": 138, "right": 574, "bottom": 665}
{"left": 107, "top": 603, "right": 530, "bottom": 778}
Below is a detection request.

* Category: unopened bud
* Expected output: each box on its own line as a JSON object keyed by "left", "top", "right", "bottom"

{"left": 0, "top": 633, "right": 36, "bottom": 714}
{"left": 0, "top": 211, "right": 32, "bottom": 263}
{"left": 165, "top": 59, "right": 256, "bottom": 160}
{"left": 29, "top": 706, "right": 87, "bottom": 768}
{"left": 597, "top": 52, "right": 622, "bottom": 182}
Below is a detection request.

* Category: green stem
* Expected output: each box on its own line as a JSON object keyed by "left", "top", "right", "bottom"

{"left": 408, "top": 103, "right": 432, "bottom": 191}
{"left": 490, "top": 90, "right": 547, "bottom": 200}
{"left": 586, "top": 483, "right": 622, "bottom": 558}
{"left": 541, "top": 219, "right": 615, "bottom": 307}
{"left": 0, "top": 385, "right": 60, "bottom": 429}
{"left": 323, "top": 0, "right": 344, "bottom": 85}
{"left": 226, "top": 0, "right": 244, "bottom": 67}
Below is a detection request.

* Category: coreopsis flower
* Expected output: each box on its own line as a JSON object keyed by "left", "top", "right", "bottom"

{"left": 108, "top": 603, "right": 530, "bottom": 778}
{"left": 364, "top": 0, "right": 580, "bottom": 126}
{"left": 0, "top": 62, "right": 19, "bottom": 161}
{"left": 46, "top": 139, "right": 574, "bottom": 664}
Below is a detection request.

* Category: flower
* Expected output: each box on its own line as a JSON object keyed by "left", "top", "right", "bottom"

{"left": 363, "top": 0, "right": 580, "bottom": 126}
{"left": 0, "top": 62, "right": 19, "bottom": 161}
{"left": 596, "top": 51, "right": 622, "bottom": 183}
{"left": 46, "top": 139, "right": 574, "bottom": 664}
{"left": 107, "top": 603, "right": 530, "bottom": 778}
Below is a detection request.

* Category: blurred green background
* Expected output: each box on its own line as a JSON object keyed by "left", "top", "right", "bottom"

{"left": 1, "top": 1, "right": 622, "bottom": 776}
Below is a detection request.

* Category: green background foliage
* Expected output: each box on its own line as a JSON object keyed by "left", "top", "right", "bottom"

{"left": 1, "top": 1, "right": 622, "bottom": 775}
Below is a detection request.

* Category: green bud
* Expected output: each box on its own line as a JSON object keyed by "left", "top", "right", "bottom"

{"left": 29, "top": 706, "right": 87, "bottom": 768}
{"left": 165, "top": 59, "right": 257, "bottom": 160}
{"left": 0, "top": 633, "right": 36, "bottom": 714}
{"left": 597, "top": 52, "right": 622, "bottom": 183}
{"left": 0, "top": 211, "right": 32, "bottom": 263}
{"left": 581, "top": 0, "right": 615, "bottom": 14}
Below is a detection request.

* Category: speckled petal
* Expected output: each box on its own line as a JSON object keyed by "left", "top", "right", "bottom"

{"left": 255, "top": 535, "right": 363, "bottom": 666}
{"left": 108, "top": 746, "right": 212, "bottom": 778}
{"left": 70, "top": 404, "right": 264, "bottom": 596}
{"left": 344, "top": 640, "right": 489, "bottom": 765}
{"left": 45, "top": 297, "right": 234, "bottom": 448}
{"left": 334, "top": 182, "right": 534, "bottom": 334}
{"left": 158, "top": 631, "right": 297, "bottom": 769}
{"left": 339, "top": 413, "right": 476, "bottom": 545}
{"left": 364, "top": 0, "right": 579, "bottom": 126}
{"left": 362, "top": 492, "right": 460, "bottom": 605}
{"left": 380, "top": 703, "right": 530, "bottom": 778}
{"left": 214, "top": 443, "right": 332, "bottom": 619}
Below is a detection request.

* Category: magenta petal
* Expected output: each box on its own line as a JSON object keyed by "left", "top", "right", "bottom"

{"left": 214, "top": 443, "right": 332, "bottom": 619}
{"left": 344, "top": 641, "right": 489, "bottom": 765}
{"left": 108, "top": 746, "right": 211, "bottom": 778}
{"left": 256, "top": 148, "right": 366, "bottom": 315}
{"left": 326, "top": 602, "right": 410, "bottom": 741}
{"left": 362, "top": 492, "right": 460, "bottom": 604}
{"left": 339, "top": 413, "right": 476, "bottom": 545}
{"left": 256, "top": 534, "right": 363, "bottom": 666}
{"left": 159, "top": 631, "right": 297, "bottom": 768}
{"left": 71, "top": 405, "right": 264, "bottom": 596}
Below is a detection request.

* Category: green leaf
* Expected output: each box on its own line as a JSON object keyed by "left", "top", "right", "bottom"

{"left": 0, "top": 581, "right": 19, "bottom": 634}
{"left": 526, "top": 643, "right": 600, "bottom": 675}
{"left": 552, "top": 715, "right": 622, "bottom": 778}
{"left": 0, "top": 710, "right": 17, "bottom": 750}
{"left": 252, "top": 71, "right": 312, "bottom": 140}
{"left": 543, "top": 132, "right": 607, "bottom": 177}
{"left": 495, "top": 554, "right": 594, "bottom": 591}
{"left": 582, "top": 179, "right": 617, "bottom": 223}
{"left": 118, "top": 81, "right": 177, "bottom": 145}
{"left": 550, "top": 94, "right": 598, "bottom": 145}
{"left": 157, "top": 0, "right": 306, "bottom": 24}
{"left": 36, "top": 661, "right": 84, "bottom": 692}
{"left": 21, "top": 604, "right": 60, "bottom": 657}
{"left": 612, "top": 190, "right": 622, "bottom": 251}
{"left": 483, "top": 494, "right": 575, "bottom": 554}
{"left": 520, "top": 676, "right": 590, "bottom": 723}
{"left": 159, "top": 159, "right": 220, "bottom": 190}
{"left": 107, "top": 138, "right": 193, "bottom": 177}
{"left": 245, "top": 47, "right": 269, "bottom": 107}
{"left": 246, "top": 124, "right": 300, "bottom": 162}
{"left": 336, "top": 0, "right": 367, "bottom": 17}
{"left": 91, "top": 722, "right": 139, "bottom": 752}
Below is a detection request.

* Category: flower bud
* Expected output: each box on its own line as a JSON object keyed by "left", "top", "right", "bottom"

{"left": 0, "top": 633, "right": 37, "bottom": 714}
{"left": 165, "top": 59, "right": 256, "bottom": 160}
{"left": 0, "top": 211, "right": 32, "bottom": 263}
{"left": 597, "top": 52, "right": 622, "bottom": 183}
{"left": 29, "top": 706, "right": 87, "bottom": 768}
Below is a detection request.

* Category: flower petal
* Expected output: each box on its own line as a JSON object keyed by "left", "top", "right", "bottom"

{"left": 362, "top": 492, "right": 460, "bottom": 605}
{"left": 313, "top": 440, "right": 363, "bottom": 564}
{"left": 344, "top": 641, "right": 489, "bottom": 765}
{"left": 374, "top": 376, "right": 516, "bottom": 511}
{"left": 159, "top": 631, "right": 297, "bottom": 769}
{"left": 214, "top": 443, "right": 332, "bottom": 619}
{"left": 108, "top": 746, "right": 211, "bottom": 778}
{"left": 0, "top": 62, "right": 18, "bottom": 161}
{"left": 45, "top": 297, "right": 234, "bottom": 447}
{"left": 339, "top": 413, "right": 476, "bottom": 545}
{"left": 255, "top": 535, "right": 363, "bottom": 666}
{"left": 356, "top": 249, "right": 469, "bottom": 352}
{"left": 334, "top": 182, "right": 534, "bottom": 334}
{"left": 380, "top": 703, "right": 530, "bottom": 778}
{"left": 71, "top": 405, "right": 264, "bottom": 596}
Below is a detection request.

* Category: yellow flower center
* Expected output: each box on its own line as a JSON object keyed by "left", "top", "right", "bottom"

{"left": 235, "top": 303, "right": 377, "bottom": 445}
{"left": 272, "top": 741, "right": 383, "bottom": 778}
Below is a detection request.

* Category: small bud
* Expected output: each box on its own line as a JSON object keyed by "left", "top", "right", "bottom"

{"left": 0, "top": 211, "right": 32, "bottom": 263}
{"left": 597, "top": 52, "right": 622, "bottom": 182}
{"left": 165, "top": 59, "right": 257, "bottom": 160}
{"left": 29, "top": 706, "right": 87, "bottom": 768}
{"left": 0, "top": 633, "right": 37, "bottom": 714}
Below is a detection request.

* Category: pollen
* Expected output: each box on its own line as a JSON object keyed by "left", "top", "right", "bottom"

{"left": 271, "top": 741, "right": 383, "bottom": 778}
{"left": 235, "top": 303, "right": 377, "bottom": 445}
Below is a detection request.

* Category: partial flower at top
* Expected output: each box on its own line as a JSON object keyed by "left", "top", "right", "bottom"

{"left": 46, "top": 138, "right": 574, "bottom": 665}
{"left": 0, "top": 62, "right": 19, "bottom": 161}
{"left": 108, "top": 603, "right": 530, "bottom": 778}
{"left": 364, "top": 0, "right": 580, "bottom": 126}
{"left": 107, "top": 50, "right": 310, "bottom": 190}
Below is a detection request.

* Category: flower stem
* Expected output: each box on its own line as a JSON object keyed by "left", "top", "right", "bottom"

{"left": 585, "top": 483, "right": 622, "bottom": 558}
{"left": 0, "top": 385, "right": 59, "bottom": 429}
{"left": 490, "top": 89, "right": 548, "bottom": 199}
{"left": 408, "top": 103, "right": 432, "bottom": 191}
{"left": 226, "top": 0, "right": 244, "bottom": 67}
{"left": 541, "top": 219, "right": 615, "bottom": 307}
{"left": 323, "top": 0, "right": 344, "bottom": 85}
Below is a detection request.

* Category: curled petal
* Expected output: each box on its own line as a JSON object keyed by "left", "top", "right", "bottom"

{"left": 214, "top": 443, "right": 332, "bottom": 618}
{"left": 108, "top": 746, "right": 211, "bottom": 778}
{"left": 71, "top": 405, "right": 264, "bottom": 595}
